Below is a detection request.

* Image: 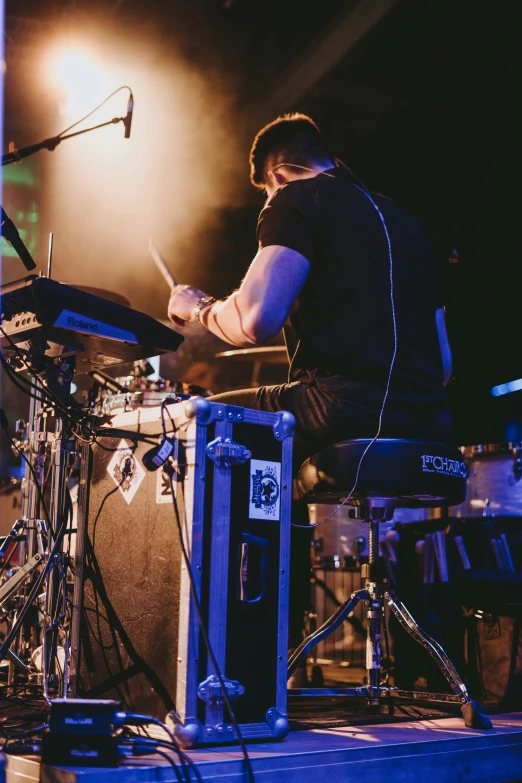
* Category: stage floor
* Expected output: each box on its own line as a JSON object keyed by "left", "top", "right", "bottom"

{"left": 6, "top": 712, "right": 522, "bottom": 783}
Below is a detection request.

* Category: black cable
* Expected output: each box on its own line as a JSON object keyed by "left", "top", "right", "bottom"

{"left": 176, "top": 750, "right": 203, "bottom": 783}
{"left": 123, "top": 713, "right": 195, "bottom": 783}
{"left": 0, "top": 352, "right": 47, "bottom": 405}
{"left": 0, "top": 499, "right": 70, "bottom": 663}
{"left": 0, "top": 324, "right": 126, "bottom": 450}
{"left": 122, "top": 739, "right": 183, "bottom": 782}
{"left": 162, "top": 398, "right": 178, "bottom": 435}
{"left": 45, "top": 534, "right": 72, "bottom": 694}
{"left": 155, "top": 748, "right": 185, "bottom": 783}
{"left": 3, "top": 722, "right": 49, "bottom": 740}
{"left": 57, "top": 86, "right": 132, "bottom": 138}
{"left": 0, "top": 334, "right": 72, "bottom": 413}
{"left": 0, "top": 330, "right": 91, "bottom": 432}
{"left": 94, "top": 435, "right": 158, "bottom": 452}
{"left": 166, "top": 467, "right": 256, "bottom": 783}
{"left": 144, "top": 747, "right": 183, "bottom": 783}
{"left": 122, "top": 736, "right": 204, "bottom": 783}
{"left": 0, "top": 352, "right": 93, "bottom": 452}
{"left": 161, "top": 399, "right": 168, "bottom": 436}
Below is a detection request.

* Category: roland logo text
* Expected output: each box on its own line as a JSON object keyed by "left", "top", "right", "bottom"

{"left": 67, "top": 316, "right": 99, "bottom": 333}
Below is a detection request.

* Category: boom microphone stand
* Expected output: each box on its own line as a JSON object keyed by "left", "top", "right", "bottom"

{"left": 2, "top": 96, "right": 131, "bottom": 273}
{"left": 0, "top": 90, "right": 132, "bottom": 692}
{"left": 1, "top": 114, "right": 128, "bottom": 167}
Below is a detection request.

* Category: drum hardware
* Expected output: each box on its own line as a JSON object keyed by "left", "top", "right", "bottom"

{"left": 432, "top": 530, "right": 449, "bottom": 582}
{"left": 0, "top": 352, "right": 78, "bottom": 694}
{"left": 88, "top": 382, "right": 188, "bottom": 417}
{"left": 0, "top": 553, "right": 45, "bottom": 607}
{"left": 89, "top": 369, "right": 127, "bottom": 395}
{"left": 309, "top": 503, "right": 394, "bottom": 565}
{"left": 454, "top": 535, "right": 471, "bottom": 570}
{"left": 453, "top": 442, "right": 522, "bottom": 518}
{"left": 418, "top": 534, "right": 436, "bottom": 584}
{"left": 0, "top": 277, "right": 183, "bottom": 699}
{"left": 414, "top": 529, "right": 456, "bottom": 583}
{"left": 216, "top": 345, "right": 287, "bottom": 387}
{"left": 309, "top": 503, "right": 395, "bottom": 675}
{"left": 491, "top": 534, "right": 515, "bottom": 571}
{"left": 87, "top": 363, "right": 198, "bottom": 417}
{"left": 384, "top": 529, "right": 399, "bottom": 560}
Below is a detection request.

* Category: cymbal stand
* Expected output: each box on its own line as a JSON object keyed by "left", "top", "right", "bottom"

{"left": 42, "top": 401, "right": 76, "bottom": 700}
{"left": 0, "top": 354, "right": 77, "bottom": 699}
{"left": 4, "top": 378, "right": 48, "bottom": 689}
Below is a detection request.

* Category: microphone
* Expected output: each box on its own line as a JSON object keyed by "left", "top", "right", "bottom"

{"left": 123, "top": 91, "right": 134, "bottom": 139}
{"left": 1, "top": 206, "right": 37, "bottom": 271}
{"left": 88, "top": 370, "right": 127, "bottom": 393}
{"left": 142, "top": 436, "right": 175, "bottom": 471}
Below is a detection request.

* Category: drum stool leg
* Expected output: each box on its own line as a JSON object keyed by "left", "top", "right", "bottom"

{"left": 287, "top": 589, "right": 367, "bottom": 679}
{"left": 385, "top": 593, "right": 492, "bottom": 728}
{"left": 288, "top": 514, "right": 492, "bottom": 729}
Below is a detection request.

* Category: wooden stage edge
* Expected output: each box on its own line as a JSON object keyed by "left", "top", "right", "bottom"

{"left": 7, "top": 712, "right": 522, "bottom": 783}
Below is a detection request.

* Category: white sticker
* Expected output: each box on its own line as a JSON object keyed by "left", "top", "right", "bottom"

{"left": 107, "top": 440, "right": 146, "bottom": 505}
{"left": 157, "top": 464, "right": 175, "bottom": 504}
{"left": 249, "top": 459, "right": 281, "bottom": 521}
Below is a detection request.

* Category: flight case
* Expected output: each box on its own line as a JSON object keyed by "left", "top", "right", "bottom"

{"left": 70, "top": 397, "right": 294, "bottom": 747}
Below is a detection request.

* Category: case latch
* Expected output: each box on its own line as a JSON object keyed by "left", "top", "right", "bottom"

{"left": 197, "top": 675, "right": 245, "bottom": 706}
{"left": 206, "top": 437, "right": 251, "bottom": 467}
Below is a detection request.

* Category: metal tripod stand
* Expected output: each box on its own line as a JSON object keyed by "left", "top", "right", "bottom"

{"left": 0, "top": 353, "right": 77, "bottom": 698}
{"left": 288, "top": 505, "right": 492, "bottom": 729}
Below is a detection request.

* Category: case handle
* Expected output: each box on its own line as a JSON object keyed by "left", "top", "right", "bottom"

{"left": 238, "top": 533, "right": 268, "bottom": 604}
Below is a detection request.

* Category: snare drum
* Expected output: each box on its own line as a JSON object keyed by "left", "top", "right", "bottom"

{"left": 95, "top": 389, "right": 183, "bottom": 416}
{"left": 451, "top": 443, "right": 522, "bottom": 517}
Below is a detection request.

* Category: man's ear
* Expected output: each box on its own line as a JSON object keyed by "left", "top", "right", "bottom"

{"left": 268, "top": 169, "right": 288, "bottom": 187}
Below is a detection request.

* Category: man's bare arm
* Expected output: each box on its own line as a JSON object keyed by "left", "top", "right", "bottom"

{"left": 162, "top": 244, "right": 312, "bottom": 345}
{"left": 201, "top": 245, "right": 310, "bottom": 346}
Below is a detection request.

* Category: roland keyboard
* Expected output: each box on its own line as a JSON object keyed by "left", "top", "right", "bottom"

{"left": 0, "top": 276, "right": 183, "bottom": 372}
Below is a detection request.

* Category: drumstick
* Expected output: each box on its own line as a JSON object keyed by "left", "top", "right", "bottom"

{"left": 149, "top": 240, "right": 177, "bottom": 289}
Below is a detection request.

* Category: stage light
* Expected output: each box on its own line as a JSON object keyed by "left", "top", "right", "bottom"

{"left": 490, "top": 378, "right": 522, "bottom": 397}
{"left": 47, "top": 47, "right": 113, "bottom": 117}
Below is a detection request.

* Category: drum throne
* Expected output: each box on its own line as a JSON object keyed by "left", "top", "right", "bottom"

{"left": 290, "top": 438, "right": 492, "bottom": 729}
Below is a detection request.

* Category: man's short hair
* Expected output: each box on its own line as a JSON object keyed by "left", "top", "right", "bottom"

{"left": 249, "top": 113, "right": 332, "bottom": 190}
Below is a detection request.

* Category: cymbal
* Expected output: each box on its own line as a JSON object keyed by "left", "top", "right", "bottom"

{"left": 215, "top": 346, "right": 288, "bottom": 365}
{"left": 72, "top": 286, "right": 131, "bottom": 308}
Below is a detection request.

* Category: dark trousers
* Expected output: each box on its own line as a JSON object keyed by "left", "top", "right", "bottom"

{"left": 210, "top": 372, "right": 451, "bottom": 649}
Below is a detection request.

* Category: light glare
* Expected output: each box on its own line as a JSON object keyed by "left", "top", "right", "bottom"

{"left": 48, "top": 47, "right": 113, "bottom": 117}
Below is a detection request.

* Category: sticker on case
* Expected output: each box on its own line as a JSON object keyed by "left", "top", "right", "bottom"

{"left": 157, "top": 463, "right": 175, "bottom": 504}
{"left": 107, "top": 440, "right": 146, "bottom": 505}
{"left": 249, "top": 459, "right": 281, "bottom": 521}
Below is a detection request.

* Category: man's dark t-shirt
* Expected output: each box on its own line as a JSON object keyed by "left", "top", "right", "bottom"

{"left": 256, "top": 167, "right": 446, "bottom": 410}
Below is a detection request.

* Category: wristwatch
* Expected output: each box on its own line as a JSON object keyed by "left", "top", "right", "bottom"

{"left": 193, "top": 296, "right": 216, "bottom": 324}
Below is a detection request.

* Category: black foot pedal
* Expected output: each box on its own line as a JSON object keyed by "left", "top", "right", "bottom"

{"left": 461, "top": 700, "right": 493, "bottom": 729}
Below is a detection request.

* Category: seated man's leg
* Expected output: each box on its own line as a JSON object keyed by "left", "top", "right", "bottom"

{"left": 208, "top": 379, "right": 343, "bottom": 470}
